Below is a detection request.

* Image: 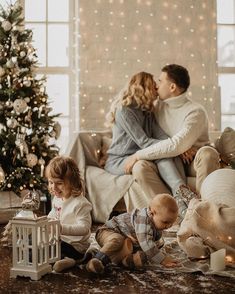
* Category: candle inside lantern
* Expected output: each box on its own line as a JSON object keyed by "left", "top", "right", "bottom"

{"left": 19, "top": 143, "right": 24, "bottom": 157}
{"left": 210, "top": 248, "right": 226, "bottom": 271}
{"left": 40, "top": 164, "right": 44, "bottom": 177}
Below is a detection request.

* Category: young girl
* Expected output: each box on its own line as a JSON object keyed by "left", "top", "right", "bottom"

{"left": 105, "top": 72, "right": 198, "bottom": 220}
{"left": 46, "top": 156, "right": 92, "bottom": 272}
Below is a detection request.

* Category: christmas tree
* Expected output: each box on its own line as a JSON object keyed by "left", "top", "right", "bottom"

{"left": 0, "top": 3, "right": 61, "bottom": 196}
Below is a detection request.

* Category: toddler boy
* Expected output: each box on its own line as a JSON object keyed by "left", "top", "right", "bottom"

{"left": 87, "top": 193, "right": 179, "bottom": 273}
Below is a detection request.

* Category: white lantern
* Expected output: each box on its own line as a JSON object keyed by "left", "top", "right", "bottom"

{"left": 10, "top": 211, "right": 60, "bottom": 280}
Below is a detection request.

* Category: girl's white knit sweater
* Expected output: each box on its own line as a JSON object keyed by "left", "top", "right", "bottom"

{"left": 48, "top": 195, "right": 92, "bottom": 253}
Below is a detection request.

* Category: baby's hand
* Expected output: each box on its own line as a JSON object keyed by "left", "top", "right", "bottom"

{"left": 161, "top": 256, "right": 180, "bottom": 268}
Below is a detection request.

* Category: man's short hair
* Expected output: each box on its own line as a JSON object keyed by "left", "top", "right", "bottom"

{"left": 162, "top": 64, "right": 190, "bottom": 93}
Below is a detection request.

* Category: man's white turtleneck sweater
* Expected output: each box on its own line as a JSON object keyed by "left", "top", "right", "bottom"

{"left": 136, "top": 93, "right": 210, "bottom": 160}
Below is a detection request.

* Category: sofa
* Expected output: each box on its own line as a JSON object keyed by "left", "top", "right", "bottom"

{"left": 66, "top": 129, "right": 231, "bottom": 223}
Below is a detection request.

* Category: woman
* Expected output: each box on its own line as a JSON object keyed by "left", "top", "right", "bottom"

{"left": 105, "top": 72, "right": 197, "bottom": 220}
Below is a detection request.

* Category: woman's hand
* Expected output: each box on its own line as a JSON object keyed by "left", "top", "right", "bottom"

{"left": 124, "top": 154, "right": 138, "bottom": 174}
{"left": 180, "top": 146, "right": 198, "bottom": 164}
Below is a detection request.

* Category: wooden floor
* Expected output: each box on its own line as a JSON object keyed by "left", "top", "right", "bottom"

{"left": 1, "top": 225, "right": 235, "bottom": 294}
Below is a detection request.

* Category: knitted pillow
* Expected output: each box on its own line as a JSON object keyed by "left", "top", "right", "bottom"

{"left": 215, "top": 127, "right": 235, "bottom": 165}
{"left": 200, "top": 168, "right": 235, "bottom": 207}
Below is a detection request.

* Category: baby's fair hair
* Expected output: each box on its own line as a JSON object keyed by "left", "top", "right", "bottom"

{"left": 46, "top": 156, "right": 83, "bottom": 197}
{"left": 150, "top": 193, "right": 178, "bottom": 219}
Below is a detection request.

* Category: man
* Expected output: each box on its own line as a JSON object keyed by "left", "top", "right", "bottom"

{"left": 125, "top": 64, "right": 220, "bottom": 210}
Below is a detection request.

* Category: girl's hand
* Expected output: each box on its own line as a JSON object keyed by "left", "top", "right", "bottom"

{"left": 180, "top": 147, "right": 198, "bottom": 164}
{"left": 124, "top": 154, "right": 138, "bottom": 174}
{"left": 161, "top": 256, "right": 180, "bottom": 268}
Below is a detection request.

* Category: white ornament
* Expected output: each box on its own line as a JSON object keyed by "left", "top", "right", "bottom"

{"left": 23, "top": 80, "right": 31, "bottom": 87}
{"left": 11, "top": 56, "right": 17, "bottom": 63}
{"left": 20, "top": 51, "right": 26, "bottom": 58}
{"left": 6, "top": 118, "right": 18, "bottom": 128}
{"left": 6, "top": 100, "right": 13, "bottom": 107}
{"left": 24, "top": 97, "right": 30, "bottom": 103}
{"left": 13, "top": 99, "right": 28, "bottom": 113}
{"left": 26, "top": 153, "right": 38, "bottom": 168}
{"left": 1, "top": 20, "right": 12, "bottom": 31}
{"left": 6, "top": 59, "right": 14, "bottom": 68}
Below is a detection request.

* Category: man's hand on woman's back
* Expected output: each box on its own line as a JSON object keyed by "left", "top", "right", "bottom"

{"left": 180, "top": 146, "right": 198, "bottom": 164}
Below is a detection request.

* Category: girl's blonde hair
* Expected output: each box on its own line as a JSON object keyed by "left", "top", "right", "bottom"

{"left": 46, "top": 156, "right": 84, "bottom": 197}
{"left": 106, "top": 72, "right": 156, "bottom": 126}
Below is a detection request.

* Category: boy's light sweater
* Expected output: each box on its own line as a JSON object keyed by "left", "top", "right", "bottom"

{"left": 136, "top": 93, "right": 210, "bottom": 160}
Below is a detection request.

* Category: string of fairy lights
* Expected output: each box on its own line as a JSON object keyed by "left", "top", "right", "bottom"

{"left": 77, "top": 0, "right": 219, "bottom": 131}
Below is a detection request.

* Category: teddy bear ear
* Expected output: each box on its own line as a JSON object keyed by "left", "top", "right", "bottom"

{"left": 215, "top": 127, "right": 235, "bottom": 165}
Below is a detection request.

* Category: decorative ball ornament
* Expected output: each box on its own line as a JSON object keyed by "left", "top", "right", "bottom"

{"left": 26, "top": 153, "right": 38, "bottom": 168}
{"left": 24, "top": 97, "right": 30, "bottom": 103}
{"left": 6, "top": 100, "right": 13, "bottom": 108}
{"left": 1, "top": 20, "right": 12, "bottom": 31}
{"left": 13, "top": 99, "right": 28, "bottom": 113}
{"left": 23, "top": 80, "right": 31, "bottom": 87}
{"left": 6, "top": 118, "right": 18, "bottom": 128}
{"left": 20, "top": 51, "right": 26, "bottom": 58}
{"left": 6, "top": 59, "right": 14, "bottom": 68}
{"left": 11, "top": 56, "right": 17, "bottom": 63}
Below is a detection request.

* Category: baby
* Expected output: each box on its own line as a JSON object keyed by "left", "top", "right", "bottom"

{"left": 87, "top": 193, "right": 179, "bottom": 273}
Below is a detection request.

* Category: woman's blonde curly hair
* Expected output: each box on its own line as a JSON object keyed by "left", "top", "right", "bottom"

{"left": 106, "top": 72, "right": 156, "bottom": 126}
